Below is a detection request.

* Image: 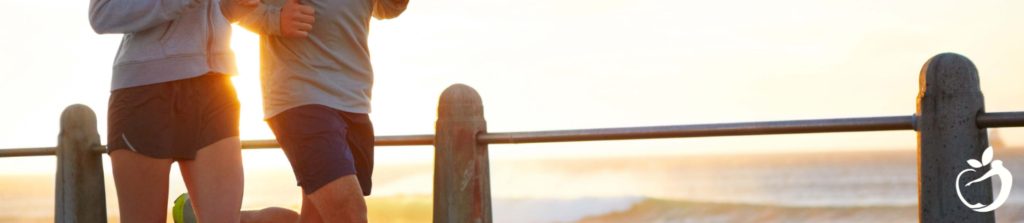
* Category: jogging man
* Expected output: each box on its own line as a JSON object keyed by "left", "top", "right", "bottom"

{"left": 218, "top": 0, "right": 408, "bottom": 222}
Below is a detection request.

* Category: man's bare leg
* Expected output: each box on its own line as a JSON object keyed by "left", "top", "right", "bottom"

{"left": 109, "top": 149, "right": 174, "bottom": 222}
{"left": 179, "top": 136, "right": 245, "bottom": 223}
{"left": 307, "top": 175, "right": 367, "bottom": 223}
{"left": 239, "top": 194, "right": 323, "bottom": 223}
{"left": 241, "top": 207, "right": 301, "bottom": 223}
{"left": 240, "top": 178, "right": 352, "bottom": 223}
{"left": 297, "top": 189, "right": 326, "bottom": 223}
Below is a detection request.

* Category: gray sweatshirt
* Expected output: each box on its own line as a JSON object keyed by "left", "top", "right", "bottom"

{"left": 89, "top": 0, "right": 239, "bottom": 91}
{"left": 225, "top": 0, "right": 407, "bottom": 118}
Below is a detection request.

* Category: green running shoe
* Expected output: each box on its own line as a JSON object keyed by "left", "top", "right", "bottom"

{"left": 173, "top": 193, "right": 197, "bottom": 223}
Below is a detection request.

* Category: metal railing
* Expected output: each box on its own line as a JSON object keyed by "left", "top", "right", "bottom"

{"left": 1, "top": 53, "right": 1019, "bottom": 222}
{"left": 9, "top": 112, "right": 1024, "bottom": 156}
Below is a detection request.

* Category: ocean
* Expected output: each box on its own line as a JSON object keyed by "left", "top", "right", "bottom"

{"left": 3, "top": 148, "right": 1024, "bottom": 223}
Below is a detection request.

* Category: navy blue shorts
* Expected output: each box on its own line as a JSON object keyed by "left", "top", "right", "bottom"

{"left": 267, "top": 104, "right": 374, "bottom": 195}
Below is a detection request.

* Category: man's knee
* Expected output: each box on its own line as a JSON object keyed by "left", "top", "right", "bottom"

{"left": 307, "top": 175, "right": 367, "bottom": 223}
{"left": 241, "top": 207, "right": 300, "bottom": 223}
{"left": 309, "top": 175, "right": 365, "bottom": 203}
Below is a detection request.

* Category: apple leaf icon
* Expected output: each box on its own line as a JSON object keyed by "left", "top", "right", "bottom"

{"left": 968, "top": 159, "right": 983, "bottom": 168}
{"left": 982, "top": 146, "right": 994, "bottom": 166}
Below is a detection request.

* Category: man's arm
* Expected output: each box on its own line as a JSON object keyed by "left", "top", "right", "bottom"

{"left": 89, "top": 0, "right": 207, "bottom": 34}
{"left": 372, "top": 0, "right": 409, "bottom": 20}
{"left": 221, "top": 0, "right": 314, "bottom": 37}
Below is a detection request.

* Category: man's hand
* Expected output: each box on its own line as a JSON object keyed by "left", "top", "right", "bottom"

{"left": 281, "top": 0, "right": 315, "bottom": 37}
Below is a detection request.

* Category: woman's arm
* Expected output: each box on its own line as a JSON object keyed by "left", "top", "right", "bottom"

{"left": 220, "top": 0, "right": 260, "bottom": 24}
{"left": 89, "top": 0, "right": 207, "bottom": 34}
{"left": 222, "top": 0, "right": 314, "bottom": 37}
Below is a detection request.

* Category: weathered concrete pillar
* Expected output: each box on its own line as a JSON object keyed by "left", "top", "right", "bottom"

{"left": 55, "top": 104, "right": 107, "bottom": 223}
{"left": 433, "top": 84, "right": 492, "bottom": 223}
{"left": 916, "top": 53, "right": 994, "bottom": 222}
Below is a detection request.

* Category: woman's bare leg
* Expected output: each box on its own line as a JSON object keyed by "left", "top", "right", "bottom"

{"left": 109, "top": 149, "right": 174, "bottom": 222}
{"left": 179, "top": 136, "right": 245, "bottom": 223}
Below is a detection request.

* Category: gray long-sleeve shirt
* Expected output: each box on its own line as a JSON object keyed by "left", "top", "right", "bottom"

{"left": 228, "top": 0, "right": 407, "bottom": 119}
{"left": 90, "top": 0, "right": 238, "bottom": 91}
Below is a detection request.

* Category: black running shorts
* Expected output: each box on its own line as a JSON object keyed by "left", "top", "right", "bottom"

{"left": 106, "top": 74, "right": 240, "bottom": 160}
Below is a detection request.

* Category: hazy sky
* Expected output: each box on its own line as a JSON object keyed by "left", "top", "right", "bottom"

{"left": 1, "top": 0, "right": 1023, "bottom": 174}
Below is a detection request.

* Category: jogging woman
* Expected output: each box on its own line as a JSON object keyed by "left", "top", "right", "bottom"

{"left": 89, "top": 0, "right": 246, "bottom": 221}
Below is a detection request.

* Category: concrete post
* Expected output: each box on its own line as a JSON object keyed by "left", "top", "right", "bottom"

{"left": 433, "top": 84, "right": 492, "bottom": 223}
{"left": 55, "top": 104, "right": 107, "bottom": 222}
{"left": 916, "top": 53, "right": 994, "bottom": 222}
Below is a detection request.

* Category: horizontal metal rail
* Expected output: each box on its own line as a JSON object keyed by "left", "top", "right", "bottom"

{"left": 0, "top": 147, "right": 56, "bottom": 157}
{"left": 241, "top": 134, "right": 434, "bottom": 149}
{"left": 3, "top": 112, "right": 1024, "bottom": 158}
{"left": 479, "top": 115, "right": 914, "bottom": 144}
{"left": 0, "top": 135, "right": 437, "bottom": 158}
{"left": 479, "top": 111, "right": 1024, "bottom": 144}
{"left": 977, "top": 111, "right": 1024, "bottom": 128}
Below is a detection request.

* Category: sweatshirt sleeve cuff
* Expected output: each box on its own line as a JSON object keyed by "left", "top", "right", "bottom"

{"left": 263, "top": 4, "right": 283, "bottom": 36}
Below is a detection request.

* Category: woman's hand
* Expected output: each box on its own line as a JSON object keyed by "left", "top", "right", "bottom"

{"left": 236, "top": 0, "right": 259, "bottom": 7}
